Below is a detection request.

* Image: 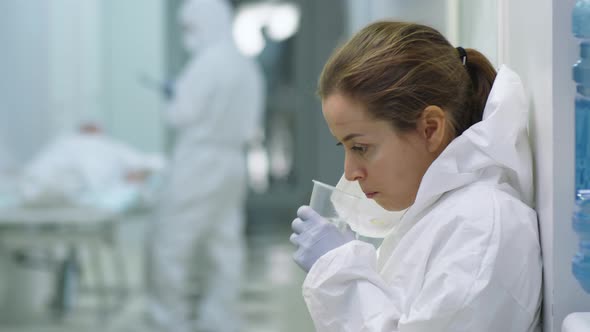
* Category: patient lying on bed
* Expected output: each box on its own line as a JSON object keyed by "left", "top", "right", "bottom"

{"left": 17, "top": 122, "right": 165, "bottom": 212}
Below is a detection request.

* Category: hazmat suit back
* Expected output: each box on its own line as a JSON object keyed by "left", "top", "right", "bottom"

{"left": 146, "top": 0, "right": 265, "bottom": 331}
{"left": 302, "top": 66, "right": 542, "bottom": 332}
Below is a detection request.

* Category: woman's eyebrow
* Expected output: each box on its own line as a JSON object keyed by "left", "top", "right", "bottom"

{"left": 341, "top": 133, "right": 364, "bottom": 142}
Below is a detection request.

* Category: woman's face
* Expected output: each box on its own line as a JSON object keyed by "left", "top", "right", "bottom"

{"left": 322, "top": 93, "right": 445, "bottom": 211}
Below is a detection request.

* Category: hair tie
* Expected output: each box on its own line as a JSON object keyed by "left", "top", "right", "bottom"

{"left": 456, "top": 46, "right": 467, "bottom": 65}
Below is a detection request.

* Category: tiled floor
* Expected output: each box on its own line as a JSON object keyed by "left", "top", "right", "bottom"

{"left": 0, "top": 214, "right": 315, "bottom": 332}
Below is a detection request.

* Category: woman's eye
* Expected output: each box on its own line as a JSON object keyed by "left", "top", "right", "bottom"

{"left": 336, "top": 142, "right": 368, "bottom": 155}
{"left": 351, "top": 145, "right": 368, "bottom": 154}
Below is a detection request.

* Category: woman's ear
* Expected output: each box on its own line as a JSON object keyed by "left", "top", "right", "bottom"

{"left": 417, "top": 105, "right": 448, "bottom": 153}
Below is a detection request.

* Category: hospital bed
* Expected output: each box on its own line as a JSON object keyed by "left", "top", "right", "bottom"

{"left": 0, "top": 204, "right": 132, "bottom": 321}
{"left": 0, "top": 134, "right": 164, "bottom": 323}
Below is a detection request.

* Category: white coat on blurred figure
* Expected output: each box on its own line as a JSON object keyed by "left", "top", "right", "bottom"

{"left": 145, "top": 0, "right": 265, "bottom": 331}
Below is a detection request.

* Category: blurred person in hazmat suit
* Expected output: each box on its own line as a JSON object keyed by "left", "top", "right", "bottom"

{"left": 145, "top": 0, "right": 265, "bottom": 331}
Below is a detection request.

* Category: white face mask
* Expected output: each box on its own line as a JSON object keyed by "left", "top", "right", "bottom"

{"left": 334, "top": 176, "right": 407, "bottom": 238}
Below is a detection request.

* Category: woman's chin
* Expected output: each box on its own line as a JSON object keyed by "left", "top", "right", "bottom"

{"left": 375, "top": 196, "right": 408, "bottom": 211}
{"left": 374, "top": 197, "right": 393, "bottom": 210}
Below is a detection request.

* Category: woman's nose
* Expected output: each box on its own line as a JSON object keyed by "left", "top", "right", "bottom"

{"left": 344, "top": 154, "right": 364, "bottom": 181}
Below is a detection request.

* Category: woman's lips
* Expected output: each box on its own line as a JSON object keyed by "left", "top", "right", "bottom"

{"left": 365, "top": 192, "right": 378, "bottom": 199}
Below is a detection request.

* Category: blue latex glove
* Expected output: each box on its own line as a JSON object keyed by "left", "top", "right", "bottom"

{"left": 290, "top": 205, "right": 356, "bottom": 272}
{"left": 162, "top": 80, "right": 175, "bottom": 100}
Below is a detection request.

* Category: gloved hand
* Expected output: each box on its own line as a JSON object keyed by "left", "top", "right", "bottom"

{"left": 290, "top": 205, "right": 356, "bottom": 272}
{"left": 162, "top": 80, "right": 175, "bottom": 100}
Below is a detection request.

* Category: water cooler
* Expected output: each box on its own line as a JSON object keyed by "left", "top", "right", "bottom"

{"left": 563, "top": 1, "right": 590, "bottom": 331}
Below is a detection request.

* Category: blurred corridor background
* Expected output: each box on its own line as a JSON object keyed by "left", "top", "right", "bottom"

{"left": 0, "top": 0, "right": 497, "bottom": 331}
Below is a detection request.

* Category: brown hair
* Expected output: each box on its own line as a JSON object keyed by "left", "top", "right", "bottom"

{"left": 318, "top": 21, "right": 496, "bottom": 137}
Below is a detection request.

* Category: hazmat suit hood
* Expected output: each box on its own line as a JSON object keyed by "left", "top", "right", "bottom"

{"left": 409, "top": 65, "right": 533, "bottom": 216}
{"left": 336, "top": 65, "right": 533, "bottom": 238}
{"left": 178, "top": 0, "right": 234, "bottom": 54}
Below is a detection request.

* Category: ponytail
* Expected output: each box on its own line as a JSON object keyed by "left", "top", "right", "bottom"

{"left": 464, "top": 48, "right": 496, "bottom": 130}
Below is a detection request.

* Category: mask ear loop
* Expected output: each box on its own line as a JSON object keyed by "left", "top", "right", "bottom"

{"left": 456, "top": 46, "right": 467, "bottom": 66}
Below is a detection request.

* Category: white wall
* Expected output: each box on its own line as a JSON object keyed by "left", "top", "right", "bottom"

{"left": 346, "top": 0, "right": 452, "bottom": 42}
{"left": 501, "top": 0, "right": 590, "bottom": 331}
{"left": 459, "top": 1, "right": 498, "bottom": 66}
{"left": 101, "top": 0, "right": 166, "bottom": 154}
{"left": 48, "top": 0, "right": 103, "bottom": 133}
{"left": 344, "top": 0, "right": 498, "bottom": 65}
{"left": 0, "top": 1, "right": 52, "bottom": 163}
{"left": 0, "top": 1, "right": 166, "bottom": 161}
{"left": 0, "top": 0, "right": 106, "bottom": 162}
{"left": 498, "top": 1, "right": 556, "bottom": 329}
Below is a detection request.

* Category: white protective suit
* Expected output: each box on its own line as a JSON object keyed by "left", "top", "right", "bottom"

{"left": 146, "top": 0, "right": 265, "bottom": 331}
{"left": 303, "top": 66, "right": 542, "bottom": 331}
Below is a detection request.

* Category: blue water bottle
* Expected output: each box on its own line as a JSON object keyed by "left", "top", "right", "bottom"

{"left": 573, "top": 0, "right": 590, "bottom": 192}
{"left": 573, "top": 190, "right": 590, "bottom": 292}
{"left": 573, "top": 0, "right": 590, "bottom": 293}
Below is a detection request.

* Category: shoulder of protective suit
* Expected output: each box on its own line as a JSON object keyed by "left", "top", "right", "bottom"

{"left": 432, "top": 183, "right": 497, "bottom": 221}
{"left": 421, "top": 180, "right": 536, "bottom": 241}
